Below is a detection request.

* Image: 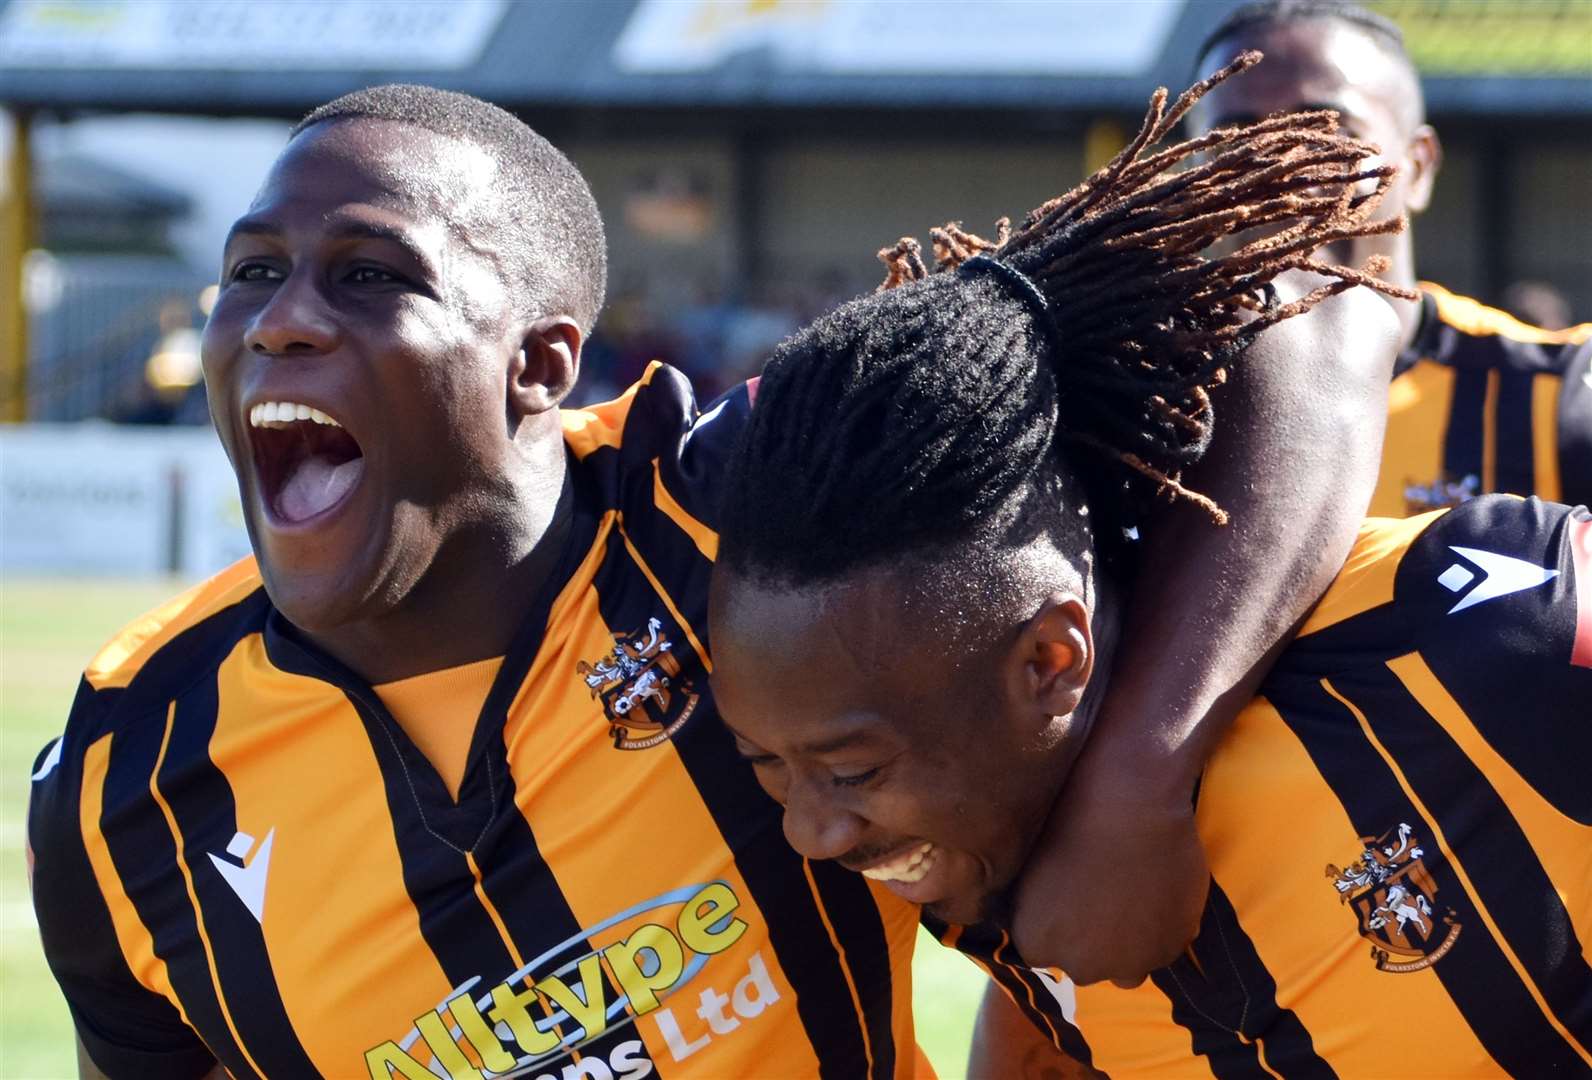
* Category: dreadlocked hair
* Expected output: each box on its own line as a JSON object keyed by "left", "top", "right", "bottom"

{"left": 718, "top": 51, "right": 1416, "bottom": 587}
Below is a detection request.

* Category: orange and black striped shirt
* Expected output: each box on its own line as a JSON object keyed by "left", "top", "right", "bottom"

{"left": 1373, "top": 282, "right": 1592, "bottom": 516}
{"left": 29, "top": 363, "right": 922, "bottom": 1080}
{"left": 945, "top": 494, "right": 1592, "bottom": 1077}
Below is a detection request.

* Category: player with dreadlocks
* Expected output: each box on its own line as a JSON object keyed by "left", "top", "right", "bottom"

{"left": 1190, "top": 0, "right": 1592, "bottom": 518}
{"left": 710, "top": 53, "right": 1591, "bottom": 1077}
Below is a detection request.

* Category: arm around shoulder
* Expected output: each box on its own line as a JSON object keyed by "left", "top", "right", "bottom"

{"left": 1011, "top": 277, "right": 1402, "bottom": 982}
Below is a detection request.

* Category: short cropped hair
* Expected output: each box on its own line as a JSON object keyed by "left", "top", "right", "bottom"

{"left": 294, "top": 84, "right": 607, "bottom": 332}
{"left": 1195, "top": 1, "right": 1410, "bottom": 74}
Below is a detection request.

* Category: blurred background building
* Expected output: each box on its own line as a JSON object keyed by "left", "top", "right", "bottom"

{"left": 0, "top": 0, "right": 1589, "bottom": 574}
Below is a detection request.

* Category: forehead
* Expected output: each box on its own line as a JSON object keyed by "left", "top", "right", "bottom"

{"left": 251, "top": 118, "right": 503, "bottom": 237}
{"left": 1198, "top": 20, "right": 1412, "bottom": 134}
{"left": 713, "top": 571, "right": 981, "bottom": 727}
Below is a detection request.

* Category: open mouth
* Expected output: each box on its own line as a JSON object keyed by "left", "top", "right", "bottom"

{"left": 248, "top": 400, "right": 365, "bottom": 525}
{"left": 857, "top": 842, "right": 939, "bottom": 884}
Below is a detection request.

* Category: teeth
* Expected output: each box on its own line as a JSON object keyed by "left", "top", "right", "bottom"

{"left": 248, "top": 401, "right": 343, "bottom": 430}
{"left": 862, "top": 842, "right": 937, "bottom": 884}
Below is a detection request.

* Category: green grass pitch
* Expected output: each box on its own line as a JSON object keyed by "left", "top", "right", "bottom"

{"left": 0, "top": 577, "right": 987, "bottom": 1079}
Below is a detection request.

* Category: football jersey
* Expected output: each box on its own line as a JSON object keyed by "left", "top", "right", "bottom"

{"left": 1372, "top": 282, "right": 1592, "bottom": 516}
{"left": 29, "top": 363, "right": 922, "bottom": 1080}
{"left": 943, "top": 495, "right": 1592, "bottom": 1077}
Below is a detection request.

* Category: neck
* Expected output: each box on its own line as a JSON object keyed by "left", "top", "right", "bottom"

{"left": 302, "top": 440, "right": 572, "bottom": 684}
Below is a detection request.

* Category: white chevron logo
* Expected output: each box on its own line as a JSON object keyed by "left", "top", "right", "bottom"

{"left": 1438, "top": 546, "right": 1558, "bottom": 614}
{"left": 208, "top": 828, "right": 274, "bottom": 923}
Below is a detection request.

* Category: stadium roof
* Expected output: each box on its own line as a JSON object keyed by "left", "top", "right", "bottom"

{"left": 0, "top": 0, "right": 1588, "bottom": 121}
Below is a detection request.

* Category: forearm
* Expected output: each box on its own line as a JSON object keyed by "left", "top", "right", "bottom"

{"left": 1084, "top": 279, "right": 1397, "bottom": 799}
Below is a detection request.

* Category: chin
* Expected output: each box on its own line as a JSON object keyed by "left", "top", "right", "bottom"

{"left": 257, "top": 558, "right": 372, "bottom": 635}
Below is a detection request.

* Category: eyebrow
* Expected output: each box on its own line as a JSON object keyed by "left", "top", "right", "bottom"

{"left": 221, "top": 216, "right": 436, "bottom": 277}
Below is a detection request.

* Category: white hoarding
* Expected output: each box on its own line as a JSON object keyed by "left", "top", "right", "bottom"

{"left": 0, "top": 0, "right": 506, "bottom": 71}
{"left": 0, "top": 425, "right": 249, "bottom": 577}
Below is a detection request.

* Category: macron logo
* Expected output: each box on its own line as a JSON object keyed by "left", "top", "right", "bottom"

{"left": 1437, "top": 546, "right": 1558, "bottom": 614}
{"left": 208, "top": 828, "right": 274, "bottom": 924}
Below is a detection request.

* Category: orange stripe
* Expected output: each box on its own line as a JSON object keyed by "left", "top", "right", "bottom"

{"left": 1482, "top": 368, "right": 1500, "bottom": 493}
{"left": 1423, "top": 282, "right": 1592, "bottom": 346}
{"left": 502, "top": 583, "right": 824, "bottom": 1077}
{"left": 149, "top": 701, "right": 268, "bottom": 1078}
{"left": 1532, "top": 373, "right": 1563, "bottom": 502}
{"left": 801, "top": 859, "right": 876, "bottom": 1077}
{"left": 1323, "top": 677, "right": 1592, "bottom": 1068}
{"left": 1297, "top": 513, "right": 1440, "bottom": 637}
{"left": 78, "top": 733, "right": 196, "bottom": 1029}
{"left": 1387, "top": 653, "right": 1592, "bottom": 963}
{"left": 1374, "top": 361, "right": 1457, "bottom": 517}
{"left": 652, "top": 458, "right": 719, "bottom": 563}
{"left": 617, "top": 518, "right": 713, "bottom": 673}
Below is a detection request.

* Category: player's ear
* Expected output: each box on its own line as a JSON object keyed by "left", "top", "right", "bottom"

{"left": 509, "top": 316, "right": 582, "bottom": 418}
{"left": 1402, "top": 124, "right": 1442, "bottom": 216}
{"left": 1017, "top": 593, "right": 1095, "bottom": 721}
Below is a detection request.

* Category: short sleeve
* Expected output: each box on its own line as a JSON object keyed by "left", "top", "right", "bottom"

{"left": 1397, "top": 496, "right": 1592, "bottom": 822}
{"left": 665, "top": 377, "right": 757, "bottom": 532}
{"left": 29, "top": 679, "right": 216, "bottom": 1080}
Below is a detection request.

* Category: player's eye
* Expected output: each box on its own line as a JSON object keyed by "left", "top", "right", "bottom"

{"left": 831, "top": 766, "right": 880, "bottom": 789}
{"left": 230, "top": 262, "right": 283, "bottom": 284}
{"left": 347, "top": 265, "right": 403, "bottom": 286}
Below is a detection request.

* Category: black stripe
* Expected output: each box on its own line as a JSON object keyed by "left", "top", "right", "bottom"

{"left": 1148, "top": 964, "right": 1268, "bottom": 1079}
{"left": 1273, "top": 678, "right": 1588, "bottom": 1074}
{"left": 923, "top": 917, "right": 1096, "bottom": 1071}
{"left": 159, "top": 670, "right": 322, "bottom": 1078}
{"left": 469, "top": 496, "right": 660, "bottom": 1073}
{"left": 807, "top": 858, "right": 899, "bottom": 1080}
{"left": 1443, "top": 366, "right": 1489, "bottom": 488}
{"left": 1494, "top": 371, "right": 1536, "bottom": 495}
{"left": 586, "top": 528, "right": 878, "bottom": 1078}
{"left": 260, "top": 620, "right": 524, "bottom": 1015}
{"left": 1000, "top": 960, "right": 1095, "bottom": 1070}
{"left": 100, "top": 704, "right": 255, "bottom": 1079}
{"left": 1151, "top": 883, "right": 1333, "bottom": 1079}
{"left": 1352, "top": 664, "right": 1592, "bottom": 1051}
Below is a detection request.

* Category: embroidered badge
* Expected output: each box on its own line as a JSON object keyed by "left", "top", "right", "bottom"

{"left": 578, "top": 618, "right": 700, "bottom": 750}
{"left": 1326, "top": 822, "right": 1461, "bottom": 973}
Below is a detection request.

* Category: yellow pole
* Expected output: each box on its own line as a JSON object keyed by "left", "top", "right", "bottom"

{"left": 1082, "top": 117, "right": 1128, "bottom": 177}
{"left": 1, "top": 108, "right": 33, "bottom": 422}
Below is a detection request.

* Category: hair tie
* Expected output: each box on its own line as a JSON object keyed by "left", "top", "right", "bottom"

{"left": 957, "top": 254, "right": 1063, "bottom": 358}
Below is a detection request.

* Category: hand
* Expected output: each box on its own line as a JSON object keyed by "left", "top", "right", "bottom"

{"left": 1009, "top": 771, "right": 1209, "bottom": 987}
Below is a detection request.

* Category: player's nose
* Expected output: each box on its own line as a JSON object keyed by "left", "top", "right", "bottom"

{"left": 781, "top": 773, "right": 865, "bottom": 862}
{"left": 244, "top": 270, "right": 339, "bottom": 356}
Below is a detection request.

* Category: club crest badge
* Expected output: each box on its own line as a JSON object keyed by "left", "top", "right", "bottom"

{"left": 577, "top": 617, "right": 700, "bottom": 750}
{"left": 1326, "top": 822, "right": 1461, "bottom": 973}
{"left": 1403, "top": 472, "right": 1479, "bottom": 515}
